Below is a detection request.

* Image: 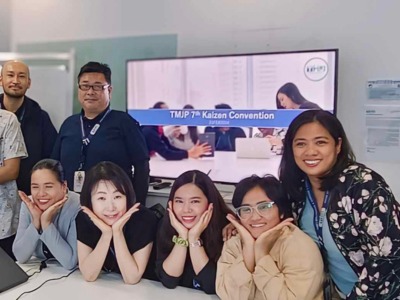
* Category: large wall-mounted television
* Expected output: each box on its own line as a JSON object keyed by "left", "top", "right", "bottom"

{"left": 127, "top": 49, "right": 338, "bottom": 184}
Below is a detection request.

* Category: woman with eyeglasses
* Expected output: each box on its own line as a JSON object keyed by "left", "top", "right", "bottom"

{"left": 216, "top": 175, "right": 324, "bottom": 300}
{"left": 156, "top": 170, "right": 233, "bottom": 294}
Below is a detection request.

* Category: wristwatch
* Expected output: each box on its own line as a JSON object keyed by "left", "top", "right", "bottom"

{"left": 190, "top": 238, "right": 203, "bottom": 248}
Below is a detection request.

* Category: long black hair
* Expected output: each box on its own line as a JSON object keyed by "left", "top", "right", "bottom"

{"left": 80, "top": 161, "right": 136, "bottom": 210}
{"left": 157, "top": 170, "right": 232, "bottom": 262}
{"left": 279, "top": 110, "right": 356, "bottom": 201}
{"left": 232, "top": 175, "right": 291, "bottom": 219}
{"left": 183, "top": 104, "right": 198, "bottom": 144}
{"left": 276, "top": 82, "right": 309, "bottom": 109}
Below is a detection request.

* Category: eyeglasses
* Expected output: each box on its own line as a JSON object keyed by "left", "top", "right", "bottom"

{"left": 235, "top": 201, "right": 275, "bottom": 220}
{"left": 78, "top": 84, "right": 110, "bottom": 91}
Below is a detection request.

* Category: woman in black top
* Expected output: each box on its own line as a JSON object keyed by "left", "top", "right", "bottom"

{"left": 75, "top": 162, "right": 157, "bottom": 284}
{"left": 156, "top": 170, "right": 232, "bottom": 294}
{"left": 276, "top": 82, "right": 321, "bottom": 109}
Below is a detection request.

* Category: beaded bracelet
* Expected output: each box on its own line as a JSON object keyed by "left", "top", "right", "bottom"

{"left": 172, "top": 235, "right": 189, "bottom": 247}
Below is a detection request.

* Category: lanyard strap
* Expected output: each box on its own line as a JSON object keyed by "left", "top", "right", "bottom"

{"left": 0, "top": 102, "right": 26, "bottom": 123}
{"left": 78, "top": 107, "right": 111, "bottom": 170}
{"left": 305, "top": 180, "right": 333, "bottom": 300}
{"left": 305, "top": 179, "right": 330, "bottom": 248}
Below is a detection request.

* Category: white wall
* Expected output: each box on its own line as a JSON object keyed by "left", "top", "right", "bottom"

{"left": 0, "top": 0, "right": 11, "bottom": 51}
{"left": 9, "top": 0, "right": 400, "bottom": 196}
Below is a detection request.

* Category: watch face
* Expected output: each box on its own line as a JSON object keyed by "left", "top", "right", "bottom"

{"left": 191, "top": 239, "right": 203, "bottom": 247}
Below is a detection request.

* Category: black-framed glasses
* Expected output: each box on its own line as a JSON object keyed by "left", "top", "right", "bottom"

{"left": 78, "top": 84, "right": 110, "bottom": 91}
{"left": 235, "top": 201, "right": 275, "bottom": 220}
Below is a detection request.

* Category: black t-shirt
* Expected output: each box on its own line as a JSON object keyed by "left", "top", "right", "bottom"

{"left": 156, "top": 256, "right": 217, "bottom": 294}
{"left": 76, "top": 206, "right": 158, "bottom": 274}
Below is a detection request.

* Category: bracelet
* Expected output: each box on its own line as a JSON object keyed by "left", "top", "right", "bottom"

{"left": 172, "top": 235, "right": 189, "bottom": 247}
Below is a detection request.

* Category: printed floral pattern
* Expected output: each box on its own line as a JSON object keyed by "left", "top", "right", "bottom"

{"left": 292, "top": 164, "right": 400, "bottom": 300}
{"left": 0, "top": 111, "right": 27, "bottom": 239}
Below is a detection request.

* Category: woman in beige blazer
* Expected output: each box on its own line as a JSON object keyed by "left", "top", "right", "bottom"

{"left": 217, "top": 175, "right": 324, "bottom": 300}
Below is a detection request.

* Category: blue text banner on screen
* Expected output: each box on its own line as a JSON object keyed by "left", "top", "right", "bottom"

{"left": 128, "top": 109, "right": 331, "bottom": 127}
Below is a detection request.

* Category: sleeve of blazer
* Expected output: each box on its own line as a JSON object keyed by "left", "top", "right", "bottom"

{"left": 253, "top": 229, "right": 324, "bottom": 300}
{"left": 216, "top": 237, "right": 254, "bottom": 300}
{"left": 40, "top": 219, "right": 78, "bottom": 270}
{"left": 12, "top": 203, "right": 40, "bottom": 263}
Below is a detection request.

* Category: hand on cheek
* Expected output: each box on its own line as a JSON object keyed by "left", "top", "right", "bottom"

{"left": 82, "top": 206, "right": 112, "bottom": 236}
{"left": 168, "top": 201, "right": 188, "bottom": 239}
{"left": 188, "top": 203, "right": 213, "bottom": 242}
{"left": 19, "top": 191, "right": 43, "bottom": 231}
{"left": 254, "top": 218, "right": 293, "bottom": 262}
{"left": 226, "top": 214, "right": 255, "bottom": 246}
{"left": 112, "top": 203, "right": 140, "bottom": 233}
{"left": 41, "top": 195, "right": 68, "bottom": 230}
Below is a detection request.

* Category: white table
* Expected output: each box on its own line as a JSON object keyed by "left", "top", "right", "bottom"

{"left": 3, "top": 261, "right": 219, "bottom": 300}
{"left": 150, "top": 151, "right": 282, "bottom": 183}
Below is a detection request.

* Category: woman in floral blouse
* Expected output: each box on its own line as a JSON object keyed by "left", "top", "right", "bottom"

{"left": 279, "top": 110, "right": 400, "bottom": 299}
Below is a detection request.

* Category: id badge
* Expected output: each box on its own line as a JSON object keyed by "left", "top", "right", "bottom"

{"left": 74, "top": 171, "right": 85, "bottom": 192}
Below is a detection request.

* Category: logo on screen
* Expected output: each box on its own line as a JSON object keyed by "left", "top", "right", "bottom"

{"left": 304, "top": 58, "right": 329, "bottom": 81}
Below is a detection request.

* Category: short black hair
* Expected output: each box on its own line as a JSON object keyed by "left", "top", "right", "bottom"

{"left": 152, "top": 101, "right": 166, "bottom": 109}
{"left": 279, "top": 110, "right": 356, "bottom": 200}
{"left": 232, "top": 175, "right": 291, "bottom": 219}
{"left": 78, "top": 62, "right": 112, "bottom": 85}
{"left": 215, "top": 103, "right": 232, "bottom": 109}
{"left": 31, "top": 159, "right": 65, "bottom": 184}
{"left": 80, "top": 161, "right": 135, "bottom": 210}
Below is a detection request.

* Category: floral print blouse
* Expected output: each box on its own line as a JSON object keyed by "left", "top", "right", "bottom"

{"left": 292, "top": 164, "right": 400, "bottom": 300}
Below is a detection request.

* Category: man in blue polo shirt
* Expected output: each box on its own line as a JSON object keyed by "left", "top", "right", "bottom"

{"left": 52, "top": 62, "right": 150, "bottom": 204}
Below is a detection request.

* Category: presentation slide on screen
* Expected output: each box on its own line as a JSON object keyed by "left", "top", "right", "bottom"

{"left": 126, "top": 50, "right": 337, "bottom": 183}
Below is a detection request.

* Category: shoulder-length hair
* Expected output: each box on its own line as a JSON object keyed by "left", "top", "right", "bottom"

{"left": 279, "top": 110, "right": 356, "bottom": 201}
{"left": 232, "top": 175, "right": 291, "bottom": 219}
{"left": 157, "top": 170, "right": 232, "bottom": 262}
{"left": 80, "top": 161, "right": 136, "bottom": 210}
{"left": 276, "top": 82, "right": 308, "bottom": 109}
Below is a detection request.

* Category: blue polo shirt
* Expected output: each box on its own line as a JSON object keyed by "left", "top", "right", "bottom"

{"left": 300, "top": 195, "right": 358, "bottom": 295}
{"left": 51, "top": 108, "right": 150, "bottom": 204}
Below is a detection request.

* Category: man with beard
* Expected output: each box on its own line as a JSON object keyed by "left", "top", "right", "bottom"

{"left": 0, "top": 61, "right": 57, "bottom": 195}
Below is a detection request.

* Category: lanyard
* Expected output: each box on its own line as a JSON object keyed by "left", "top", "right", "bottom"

{"left": 305, "top": 179, "right": 333, "bottom": 300}
{"left": 78, "top": 107, "right": 111, "bottom": 170}
{"left": 0, "top": 102, "right": 26, "bottom": 123}
{"left": 305, "top": 179, "right": 330, "bottom": 248}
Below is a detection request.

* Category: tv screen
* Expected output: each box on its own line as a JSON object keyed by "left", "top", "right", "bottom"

{"left": 127, "top": 49, "right": 338, "bottom": 183}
